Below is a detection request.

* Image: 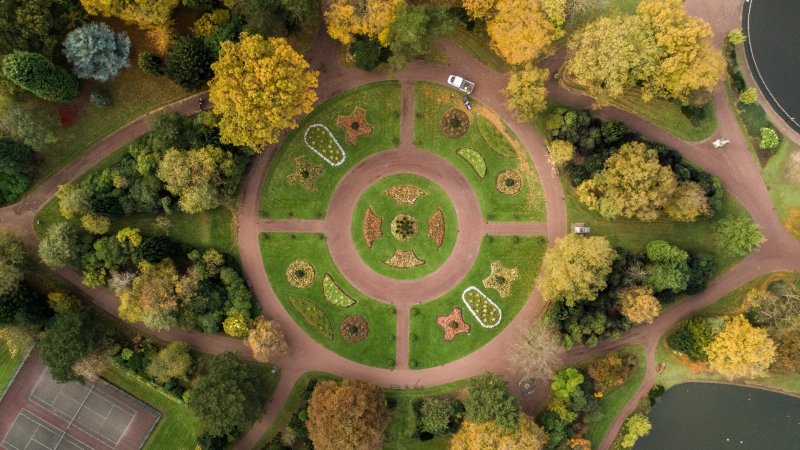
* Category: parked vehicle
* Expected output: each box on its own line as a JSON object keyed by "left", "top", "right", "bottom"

{"left": 447, "top": 74, "right": 475, "bottom": 94}
{"left": 712, "top": 138, "right": 730, "bottom": 149}
{"left": 462, "top": 95, "right": 472, "bottom": 110}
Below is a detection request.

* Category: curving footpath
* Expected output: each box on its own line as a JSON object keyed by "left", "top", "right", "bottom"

{"left": 1, "top": 1, "right": 799, "bottom": 448}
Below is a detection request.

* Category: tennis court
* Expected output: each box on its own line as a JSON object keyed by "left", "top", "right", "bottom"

{"left": 29, "top": 372, "right": 135, "bottom": 448}
{"left": 1, "top": 409, "right": 90, "bottom": 450}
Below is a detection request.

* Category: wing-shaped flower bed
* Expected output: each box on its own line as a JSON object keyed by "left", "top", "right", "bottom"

{"left": 304, "top": 124, "right": 345, "bottom": 166}
{"left": 384, "top": 184, "right": 426, "bottom": 205}
{"left": 322, "top": 274, "right": 356, "bottom": 307}
{"left": 363, "top": 207, "right": 383, "bottom": 248}
{"left": 288, "top": 295, "right": 333, "bottom": 340}
{"left": 457, "top": 148, "right": 487, "bottom": 178}
{"left": 427, "top": 209, "right": 445, "bottom": 248}
{"left": 384, "top": 249, "right": 425, "bottom": 268}
{"left": 477, "top": 114, "right": 517, "bottom": 158}
{"left": 462, "top": 286, "right": 502, "bottom": 328}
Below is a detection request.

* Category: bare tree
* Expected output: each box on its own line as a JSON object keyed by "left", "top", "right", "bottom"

{"left": 507, "top": 321, "right": 565, "bottom": 379}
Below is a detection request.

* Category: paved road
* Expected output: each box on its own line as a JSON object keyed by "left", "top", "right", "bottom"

{"left": 2, "top": 1, "right": 799, "bottom": 448}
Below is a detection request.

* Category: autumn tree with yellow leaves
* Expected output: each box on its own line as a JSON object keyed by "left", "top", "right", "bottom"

{"left": 246, "top": 316, "right": 288, "bottom": 363}
{"left": 617, "top": 285, "right": 661, "bottom": 324}
{"left": 504, "top": 63, "right": 549, "bottom": 122}
{"left": 325, "top": 0, "right": 404, "bottom": 46}
{"left": 80, "top": 0, "right": 179, "bottom": 29}
{"left": 209, "top": 33, "right": 318, "bottom": 150}
{"left": 706, "top": 314, "right": 776, "bottom": 379}
{"left": 541, "top": 234, "right": 617, "bottom": 306}
{"left": 450, "top": 414, "right": 548, "bottom": 450}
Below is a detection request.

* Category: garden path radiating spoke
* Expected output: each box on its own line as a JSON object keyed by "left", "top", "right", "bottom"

{"left": 257, "top": 219, "right": 327, "bottom": 233}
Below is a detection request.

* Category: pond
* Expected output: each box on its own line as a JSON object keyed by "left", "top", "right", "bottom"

{"left": 635, "top": 383, "right": 800, "bottom": 450}
{"left": 743, "top": 0, "right": 800, "bottom": 133}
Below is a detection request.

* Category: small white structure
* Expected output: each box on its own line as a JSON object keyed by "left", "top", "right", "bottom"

{"left": 573, "top": 223, "right": 590, "bottom": 234}
{"left": 713, "top": 138, "right": 730, "bottom": 149}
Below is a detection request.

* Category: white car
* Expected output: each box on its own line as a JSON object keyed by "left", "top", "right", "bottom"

{"left": 447, "top": 75, "right": 475, "bottom": 94}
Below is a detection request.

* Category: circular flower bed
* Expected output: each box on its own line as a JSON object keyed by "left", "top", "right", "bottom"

{"left": 391, "top": 214, "right": 418, "bottom": 241}
{"left": 340, "top": 315, "right": 369, "bottom": 343}
{"left": 286, "top": 260, "right": 315, "bottom": 288}
{"left": 441, "top": 108, "right": 470, "bottom": 138}
{"left": 496, "top": 169, "right": 522, "bottom": 196}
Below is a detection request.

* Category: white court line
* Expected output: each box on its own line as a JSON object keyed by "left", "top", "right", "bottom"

{"left": 745, "top": 0, "right": 800, "bottom": 128}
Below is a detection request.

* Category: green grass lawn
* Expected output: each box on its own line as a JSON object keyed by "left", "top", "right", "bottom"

{"left": 563, "top": 178, "right": 753, "bottom": 274}
{"left": 655, "top": 271, "right": 800, "bottom": 395}
{"left": 259, "top": 233, "right": 397, "bottom": 368}
{"left": 408, "top": 235, "right": 546, "bottom": 368}
{"left": 447, "top": 26, "right": 509, "bottom": 73}
{"left": 413, "top": 82, "right": 546, "bottom": 222}
{"left": 260, "top": 81, "right": 401, "bottom": 219}
{"left": 583, "top": 346, "right": 646, "bottom": 449}
{"left": 103, "top": 365, "right": 202, "bottom": 450}
{"left": 0, "top": 343, "right": 28, "bottom": 399}
{"left": 351, "top": 174, "right": 458, "bottom": 280}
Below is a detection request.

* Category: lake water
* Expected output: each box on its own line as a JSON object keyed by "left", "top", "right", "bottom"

{"left": 635, "top": 383, "right": 800, "bottom": 450}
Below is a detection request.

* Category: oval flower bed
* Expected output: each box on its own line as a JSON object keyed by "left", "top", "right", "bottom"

{"left": 322, "top": 274, "right": 356, "bottom": 307}
{"left": 461, "top": 286, "right": 502, "bottom": 328}
{"left": 288, "top": 295, "right": 333, "bottom": 340}
{"left": 304, "top": 124, "right": 346, "bottom": 166}
{"left": 457, "top": 147, "right": 487, "bottom": 178}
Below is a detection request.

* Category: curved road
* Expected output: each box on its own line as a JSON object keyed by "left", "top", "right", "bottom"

{"left": 1, "top": 1, "right": 799, "bottom": 449}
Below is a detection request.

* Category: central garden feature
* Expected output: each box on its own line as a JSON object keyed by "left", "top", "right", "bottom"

{"left": 352, "top": 174, "right": 458, "bottom": 280}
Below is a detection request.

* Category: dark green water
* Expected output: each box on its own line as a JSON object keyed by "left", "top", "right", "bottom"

{"left": 635, "top": 383, "right": 800, "bottom": 450}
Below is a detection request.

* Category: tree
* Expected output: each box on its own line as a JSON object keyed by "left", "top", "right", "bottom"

{"left": 620, "top": 413, "right": 651, "bottom": 448}
{"left": 0, "top": 104, "right": 59, "bottom": 150}
{"left": 463, "top": 0, "right": 496, "bottom": 19}
{"left": 38, "top": 223, "right": 79, "bottom": 269}
{"left": 146, "top": 341, "right": 193, "bottom": 382}
{"left": 56, "top": 184, "right": 91, "bottom": 219}
{"left": 0, "top": 282, "right": 48, "bottom": 327}
{"left": 663, "top": 181, "right": 709, "bottom": 222}
{"left": 164, "top": 36, "right": 214, "bottom": 91}
{"left": 506, "top": 321, "right": 563, "bottom": 379}
{"left": 246, "top": 316, "right": 287, "bottom": 363}
{"left": 547, "top": 140, "right": 574, "bottom": 167}
{"left": 713, "top": 217, "right": 765, "bottom": 257}
{"left": 738, "top": 87, "right": 757, "bottom": 104}
{"left": 324, "top": 0, "right": 404, "bottom": 46}
{"left": 209, "top": 33, "right": 318, "bottom": 149}
{"left": 190, "top": 352, "right": 268, "bottom": 438}
{"left": 577, "top": 142, "right": 677, "bottom": 221}
{"left": 752, "top": 282, "right": 800, "bottom": 336}
{"left": 450, "top": 414, "right": 548, "bottom": 450}
{"left": 386, "top": 4, "right": 452, "bottom": 69}
{"left": 119, "top": 260, "right": 179, "bottom": 330}
{"left": 726, "top": 28, "right": 747, "bottom": 46}
{"left": 39, "top": 311, "right": 106, "bottom": 382}
{"left": 0, "top": 232, "right": 26, "bottom": 298}
{"left": 156, "top": 145, "right": 236, "bottom": 213}
{"left": 637, "top": 0, "right": 725, "bottom": 104}
{"left": 0, "top": 0, "right": 68, "bottom": 56}
{"left": 72, "top": 349, "right": 112, "bottom": 382}
{"left": 81, "top": 213, "right": 111, "bottom": 235}
{"left": 306, "top": 379, "right": 390, "bottom": 450}
{"left": 759, "top": 127, "right": 779, "bottom": 150}
{"left": 47, "top": 291, "right": 82, "bottom": 314}
{"left": 566, "top": 15, "right": 657, "bottom": 104}
{"left": 463, "top": 373, "right": 519, "bottom": 429}
{"left": 541, "top": 234, "right": 617, "bottom": 306}
{"left": 486, "top": 0, "right": 560, "bottom": 65}
{"left": 349, "top": 37, "right": 384, "bottom": 70}
{"left": 419, "top": 398, "right": 458, "bottom": 435}
{"left": 668, "top": 316, "right": 716, "bottom": 361}
{"left": 645, "top": 240, "right": 690, "bottom": 293}
{"left": 79, "top": 0, "right": 179, "bottom": 28}
{"left": 707, "top": 314, "right": 776, "bottom": 379}
{"left": 62, "top": 22, "right": 130, "bottom": 82}
{"left": 617, "top": 285, "right": 660, "bottom": 324}
{"left": 504, "top": 63, "right": 549, "bottom": 122}
{"left": 138, "top": 52, "right": 164, "bottom": 75}
{"left": 2, "top": 51, "right": 79, "bottom": 102}
{"left": 222, "top": 314, "right": 250, "bottom": 338}
{"left": 550, "top": 367, "right": 583, "bottom": 399}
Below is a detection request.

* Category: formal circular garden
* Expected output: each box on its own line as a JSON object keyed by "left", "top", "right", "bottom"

{"left": 351, "top": 174, "right": 458, "bottom": 280}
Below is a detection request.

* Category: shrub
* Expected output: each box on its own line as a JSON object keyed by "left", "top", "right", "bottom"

{"left": 89, "top": 90, "right": 112, "bottom": 107}
{"left": 726, "top": 28, "right": 747, "bottom": 46}
{"left": 738, "top": 87, "right": 757, "bottom": 105}
{"left": 759, "top": 127, "right": 779, "bottom": 151}
{"left": 713, "top": 217, "right": 765, "bottom": 257}
{"left": 164, "top": 36, "right": 214, "bottom": 91}
{"left": 667, "top": 316, "right": 716, "bottom": 361}
{"left": 350, "top": 37, "right": 384, "bottom": 71}
{"left": 62, "top": 22, "right": 130, "bottom": 82}
{"left": 0, "top": 138, "right": 35, "bottom": 203}
{"left": 1, "top": 51, "right": 79, "bottom": 102}
{"left": 418, "top": 398, "right": 459, "bottom": 435}
{"left": 137, "top": 52, "right": 164, "bottom": 75}
{"left": 0, "top": 104, "right": 59, "bottom": 150}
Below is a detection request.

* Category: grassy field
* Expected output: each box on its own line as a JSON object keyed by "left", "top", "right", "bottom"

{"left": 583, "top": 346, "right": 647, "bottom": 449}
{"left": 408, "top": 235, "right": 546, "bottom": 368}
{"left": 414, "top": 82, "right": 546, "bottom": 222}
{"left": 103, "top": 365, "right": 202, "bottom": 450}
{"left": 260, "top": 81, "right": 401, "bottom": 219}
{"left": 563, "top": 178, "right": 754, "bottom": 274}
{"left": 655, "top": 271, "right": 800, "bottom": 395}
{"left": 351, "top": 174, "right": 458, "bottom": 280}
{"left": 259, "top": 233, "right": 396, "bottom": 368}
{"left": 0, "top": 343, "right": 28, "bottom": 399}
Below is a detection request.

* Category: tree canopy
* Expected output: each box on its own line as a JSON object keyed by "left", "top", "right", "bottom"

{"left": 617, "top": 285, "right": 661, "bottom": 324}
{"left": 325, "top": 0, "right": 403, "bottom": 46}
{"left": 245, "top": 316, "right": 287, "bottom": 363}
{"left": 80, "top": 0, "right": 180, "bottom": 29}
{"left": 62, "top": 22, "right": 130, "bottom": 82}
{"left": 2, "top": 51, "right": 79, "bottom": 102}
{"left": 450, "top": 414, "right": 548, "bottom": 450}
{"left": 713, "top": 217, "right": 765, "bottom": 257}
{"left": 506, "top": 321, "right": 563, "bottom": 379}
{"left": 706, "top": 314, "right": 776, "bottom": 379}
{"left": 541, "top": 234, "right": 617, "bottom": 306}
{"left": 209, "top": 33, "right": 318, "bottom": 150}
{"left": 40, "top": 310, "right": 107, "bottom": 382}
{"left": 0, "top": 231, "right": 26, "bottom": 298}
{"left": 146, "top": 341, "right": 193, "bottom": 382}
{"left": 504, "top": 63, "right": 549, "bottom": 122}
{"left": 463, "top": 373, "right": 519, "bottom": 429}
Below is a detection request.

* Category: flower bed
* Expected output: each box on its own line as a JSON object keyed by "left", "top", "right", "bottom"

{"left": 322, "top": 274, "right": 356, "bottom": 307}
{"left": 336, "top": 107, "right": 373, "bottom": 144}
{"left": 477, "top": 115, "right": 517, "bottom": 158}
{"left": 288, "top": 295, "right": 333, "bottom": 340}
{"left": 384, "top": 249, "right": 425, "bottom": 268}
{"left": 384, "top": 184, "right": 426, "bottom": 205}
{"left": 461, "top": 286, "right": 502, "bottom": 328}
{"left": 391, "top": 214, "right": 418, "bottom": 241}
{"left": 427, "top": 209, "right": 445, "bottom": 248}
{"left": 496, "top": 169, "right": 522, "bottom": 196}
{"left": 339, "top": 315, "right": 369, "bottom": 343}
{"left": 457, "top": 147, "right": 487, "bottom": 178}
{"left": 441, "top": 108, "right": 470, "bottom": 138}
{"left": 362, "top": 207, "right": 383, "bottom": 248}
{"left": 436, "top": 307, "right": 471, "bottom": 341}
{"left": 287, "top": 156, "right": 324, "bottom": 192}
{"left": 304, "top": 124, "right": 345, "bottom": 166}
{"left": 286, "top": 260, "right": 315, "bottom": 288}
{"left": 482, "top": 261, "right": 519, "bottom": 298}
